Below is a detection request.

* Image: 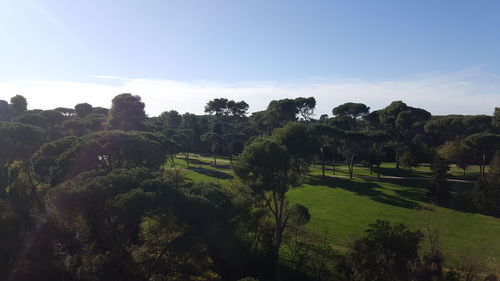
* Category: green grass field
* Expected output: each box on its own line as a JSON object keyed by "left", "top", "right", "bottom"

{"left": 166, "top": 155, "right": 500, "bottom": 269}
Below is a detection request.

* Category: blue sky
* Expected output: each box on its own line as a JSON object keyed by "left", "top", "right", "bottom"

{"left": 0, "top": 0, "right": 499, "bottom": 115}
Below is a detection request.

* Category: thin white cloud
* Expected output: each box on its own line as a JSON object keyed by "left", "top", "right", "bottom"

{"left": 0, "top": 70, "right": 499, "bottom": 117}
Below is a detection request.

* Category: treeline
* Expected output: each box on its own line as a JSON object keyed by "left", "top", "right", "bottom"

{"left": 0, "top": 93, "right": 499, "bottom": 281}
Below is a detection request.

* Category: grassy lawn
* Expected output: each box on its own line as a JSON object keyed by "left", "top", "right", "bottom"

{"left": 166, "top": 155, "right": 500, "bottom": 269}
{"left": 309, "top": 162, "right": 482, "bottom": 180}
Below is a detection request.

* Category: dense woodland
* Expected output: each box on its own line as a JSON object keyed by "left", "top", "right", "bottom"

{"left": 0, "top": 93, "right": 499, "bottom": 281}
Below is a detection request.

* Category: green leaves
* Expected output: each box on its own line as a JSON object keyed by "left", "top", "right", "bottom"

{"left": 32, "top": 130, "right": 174, "bottom": 185}
{"left": 233, "top": 137, "right": 292, "bottom": 194}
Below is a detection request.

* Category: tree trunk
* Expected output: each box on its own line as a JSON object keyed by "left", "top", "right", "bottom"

{"left": 395, "top": 140, "right": 400, "bottom": 170}
{"left": 377, "top": 164, "right": 381, "bottom": 179}
{"left": 296, "top": 154, "right": 301, "bottom": 177}
{"left": 170, "top": 154, "right": 176, "bottom": 167}
{"left": 332, "top": 156, "right": 336, "bottom": 175}
{"left": 213, "top": 152, "right": 217, "bottom": 167}
{"left": 275, "top": 228, "right": 282, "bottom": 281}
{"left": 184, "top": 152, "right": 190, "bottom": 167}
{"left": 481, "top": 153, "right": 486, "bottom": 177}
{"left": 24, "top": 160, "right": 43, "bottom": 210}
{"left": 349, "top": 155, "right": 354, "bottom": 179}
{"left": 320, "top": 148, "right": 325, "bottom": 179}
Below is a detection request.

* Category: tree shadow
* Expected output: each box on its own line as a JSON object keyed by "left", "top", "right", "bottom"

{"left": 377, "top": 167, "right": 427, "bottom": 178}
{"left": 184, "top": 158, "right": 210, "bottom": 165}
{"left": 182, "top": 158, "right": 231, "bottom": 169}
{"left": 187, "top": 167, "right": 234, "bottom": 180}
{"left": 307, "top": 176, "right": 420, "bottom": 209}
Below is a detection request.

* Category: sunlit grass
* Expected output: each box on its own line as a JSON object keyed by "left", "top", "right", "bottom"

{"left": 164, "top": 155, "right": 499, "bottom": 269}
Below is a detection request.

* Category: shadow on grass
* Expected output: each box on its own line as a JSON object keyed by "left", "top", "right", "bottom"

{"left": 181, "top": 158, "right": 231, "bottom": 169}
{"left": 389, "top": 178, "right": 477, "bottom": 213}
{"left": 187, "top": 167, "right": 234, "bottom": 180}
{"left": 183, "top": 158, "right": 210, "bottom": 165}
{"left": 308, "top": 175, "right": 481, "bottom": 215}
{"left": 377, "top": 167, "right": 428, "bottom": 178}
{"left": 307, "top": 176, "right": 421, "bottom": 210}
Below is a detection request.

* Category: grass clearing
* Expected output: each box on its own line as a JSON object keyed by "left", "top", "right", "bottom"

{"left": 166, "top": 155, "right": 500, "bottom": 269}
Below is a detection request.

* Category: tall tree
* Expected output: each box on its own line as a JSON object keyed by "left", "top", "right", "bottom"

{"left": 463, "top": 133, "right": 500, "bottom": 177}
{"left": 233, "top": 138, "right": 298, "bottom": 281}
{"left": 338, "top": 131, "right": 367, "bottom": 179}
{"left": 201, "top": 132, "right": 224, "bottom": 167}
{"left": 438, "top": 140, "right": 471, "bottom": 175}
{"left": 160, "top": 110, "right": 182, "bottom": 131}
{"left": 273, "top": 122, "right": 314, "bottom": 177}
{"left": 205, "top": 98, "right": 249, "bottom": 161}
{"left": 107, "top": 94, "right": 146, "bottom": 130}
{"left": 294, "top": 97, "right": 316, "bottom": 121}
{"left": 307, "top": 123, "right": 341, "bottom": 178}
{"left": 10, "top": 95, "right": 27, "bottom": 116}
{"left": 331, "top": 102, "right": 370, "bottom": 130}
{"left": 473, "top": 151, "right": 500, "bottom": 217}
{"left": 493, "top": 107, "right": 500, "bottom": 131}
{"left": 0, "top": 100, "right": 12, "bottom": 121}
{"left": 204, "top": 98, "right": 229, "bottom": 116}
{"left": 429, "top": 156, "right": 451, "bottom": 203}
{"left": 379, "top": 101, "right": 430, "bottom": 169}
{"left": 74, "top": 103, "right": 93, "bottom": 118}
{"left": 347, "top": 220, "right": 424, "bottom": 281}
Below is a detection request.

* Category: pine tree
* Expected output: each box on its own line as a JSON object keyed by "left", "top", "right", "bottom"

{"left": 429, "top": 156, "right": 451, "bottom": 203}
{"left": 473, "top": 151, "right": 500, "bottom": 216}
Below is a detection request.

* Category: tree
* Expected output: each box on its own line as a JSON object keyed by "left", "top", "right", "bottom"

{"left": 347, "top": 220, "right": 424, "bottom": 281}
{"left": 10, "top": 95, "right": 27, "bottom": 116}
{"left": 379, "top": 101, "right": 430, "bottom": 169}
{"left": 262, "top": 97, "right": 316, "bottom": 131}
{"left": 463, "top": 133, "right": 500, "bottom": 177}
{"left": 92, "top": 106, "right": 109, "bottom": 115}
{"left": 159, "top": 110, "right": 182, "bottom": 131}
{"left": 201, "top": 132, "right": 224, "bottom": 167}
{"left": 227, "top": 100, "right": 249, "bottom": 118}
{"left": 205, "top": 98, "right": 229, "bottom": 116}
{"left": 429, "top": 156, "right": 451, "bottom": 203}
{"left": 74, "top": 103, "right": 93, "bottom": 118}
{"left": 205, "top": 98, "right": 249, "bottom": 162}
{"left": 400, "top": 149, "right": 417, "bottom": 173}
{"left": 494, "top": 107, "right": 500, "bottom": 129}
{"left": 364, "top": 130, "right": 389, "bottom": 179}
{"left": 233, "top": 138, "right": 299, "bottom": 281}
{"left": 331, "top": 102, "right": 370, "bottom": 130}
{"left": 0, "top": 100, "right": 12, "bottom": 121}
{"left": 107, "top": 93, "right": 146, "bottom": 130}
{"left": 273, "top": 122, "right": 314, "bottom": 177}
{"left": 307, "top": 123, "right": 341, "bottom": 178}
{"left": 438, "top": 140, "right": 471, "bottom": 175}
{"left": 54, "top": 107, "right": 75, "bottom": 117}
{"left": 473, "top": 151, "right": 500, "bottom": 216}
{"left": 32, "top": 130, "right": 173, "bottom": 185}
{"left": 12, "top": 113, "right": 49, "bottom": 129}
{"left": 338, "top": 131, "right": 367, "bottom": 179}
{"left": 294, "top": 97, "right": 316, "bottom": 121}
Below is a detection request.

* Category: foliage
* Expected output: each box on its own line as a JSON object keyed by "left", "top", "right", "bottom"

{"left": 429, "top": 156, "right": 452, "bottom": 203}
{"left": 438, "top": 140, "right": 471, "bottom": 174}
{"left": 233, "top": 137, "right": 300, "bottom": 281}
{"left": 107, "top": 93, "right": 146, "bottom": 130}
{"left": 10, "top": 95, "right": 28, "bottom": 116}
{"left": 346, "top": 220, "right": 424, "bottom": 281}
{"left": 473, "top": 151, "right": 500, "bottom": 216}
{"left": 2, "top": 93, "right": 500, "bottom": 280}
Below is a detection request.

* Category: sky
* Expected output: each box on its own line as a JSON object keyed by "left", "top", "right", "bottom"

{"left": 0, "top": 0, "right": 499, "bottom": 116}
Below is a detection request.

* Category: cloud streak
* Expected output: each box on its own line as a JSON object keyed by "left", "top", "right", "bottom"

{"left": 0, "top": 70, "right": 499, "bottom": 117}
